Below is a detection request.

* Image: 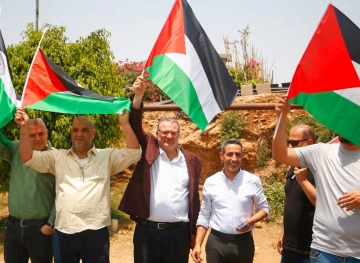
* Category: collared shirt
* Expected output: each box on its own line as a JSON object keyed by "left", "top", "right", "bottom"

{"left": 0, "top": 140, "right": 55, "bottom": 223}
{"left": 148, "top": 147, "right": 190, "bottom": 222}
{"left": 197, "top": 169, "right": 269, "bottom": 234}
{"left": 25, "top": 145, "right": 141, "bottom": 234}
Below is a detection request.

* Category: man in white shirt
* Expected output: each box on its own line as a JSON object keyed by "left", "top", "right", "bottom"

{"left": 16, "top": 108, "right": 142, "bottom": 263}
{"left": 191, "top": 138, "right": 269, "bottom": 263}
{"left": 119, "top": 76, "right": 202, "bottom": 263}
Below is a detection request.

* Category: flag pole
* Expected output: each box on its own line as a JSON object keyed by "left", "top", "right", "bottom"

{"left": 273, "top": 87, "right": 290, "bottom": 139}
{"left": 20, "top": 27, "right": 48, "bottom": 107}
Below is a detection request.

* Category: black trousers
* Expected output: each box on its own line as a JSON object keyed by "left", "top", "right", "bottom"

{"left": 133, "top": 222, "right": 190, "bottom": 263}
{"left": 4, "top": 218, "right": 53, "bottom": 263}
{"left": 206, "top": 230, "right": 255, "bottom": 263}
{"left": 56, "top": 227, "right": 109, "bottom": 263}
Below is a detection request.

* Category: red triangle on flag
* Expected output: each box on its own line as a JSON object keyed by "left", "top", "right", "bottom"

{"left": 288, "top": 4, "right": 360, "bottom": 100}
{"left": 145, "top": 0, "right": 186, "bottom": 68}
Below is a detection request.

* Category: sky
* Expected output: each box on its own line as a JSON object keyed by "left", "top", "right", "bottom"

{"left": 0, "top": 0, "right": 359, "bottom": 84}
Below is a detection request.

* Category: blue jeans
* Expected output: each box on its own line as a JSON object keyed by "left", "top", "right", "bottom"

{"left": 53, "top": 230, "right": 62, "bottom": 263}
{"left": 281, "top": 249, "right": 310, "bottom": 263}
{"left": 310, "top": 249, "right": 360, "bottom": 263}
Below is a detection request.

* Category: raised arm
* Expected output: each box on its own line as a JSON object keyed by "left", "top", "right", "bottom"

{"left": 272, "top": 96, "right": 301, "bottom": 167}
{"left": 14, "top": 108, "right": 33, "bottom": 163}
{"left": 118, "top": 110, "right": 140, "bottom": 150}
{"left": 132, "top": 76, "right": 145, "bottom": 109}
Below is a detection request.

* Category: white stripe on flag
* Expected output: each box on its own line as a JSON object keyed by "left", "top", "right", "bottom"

{"left": 0, "top": 51, "right": 16, "bottom": 105}
{"left": 166, "top": 36, "right": 221, "bottom": 123}
{"left": 334, "top": 87, "right": 360, "bottom": 107}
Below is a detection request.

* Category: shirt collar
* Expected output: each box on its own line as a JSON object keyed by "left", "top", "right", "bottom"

{"left": 159, "top": 146, "right": 184, "bottom": 162}
{"left": 221, "top": 168, "right": 242, "bottom": 182}
{"left": 66, "top": 144, "right": 97, "bottom": 156}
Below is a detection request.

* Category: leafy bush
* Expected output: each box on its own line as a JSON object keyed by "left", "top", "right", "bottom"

{"left": 256, "top": 137, "right": 271, "bottom": 166}
{"left": 263, "top": 178, "right": 285, "bottom": 223}
{"left": 289, "top": 115, "right": 337, "bottom": 143}
{"left": 219, "top": 112, "right": 248, "bottom": 142}
{"left": 116, "top": 60, "right": 169, "bottom": 102}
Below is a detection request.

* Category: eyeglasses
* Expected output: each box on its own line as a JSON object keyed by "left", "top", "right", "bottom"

{"left": 287, "top": 139, "right": 309, "bottom": 147}
{"left": 158, "top": 130, "right": 179, "bottom": 136}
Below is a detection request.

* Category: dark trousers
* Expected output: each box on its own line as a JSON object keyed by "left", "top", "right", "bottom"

{"left": 4, "top": 218, "right": 53, "bottom": 263}
{"left": 281, "top": 249, "right": 310, "bottom": 263}
{"left": 56, "top": 227, "right": 110, "bottom": 263}
{"left": 133, "top": 222, "right": 190, "bottom": 263}
{"left": 205, "top": 230, "right": 255, "bottom": 263}
{"left": 53, "top": 229, "right": 62, "bottom": 263}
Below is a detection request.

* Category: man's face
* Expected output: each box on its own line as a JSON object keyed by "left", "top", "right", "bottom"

{"left": 71, "top": 118, "right": 96, "bottom": 152}
{"left": 29, "top": 124, "right": 48, "bottom": 151}
{"left": 287, "top": 128, "right": 312, "bottom": 148}
{"left": 220, "top": 143, "right": 242, "bottom": 174}
{"left": 156, "top": 121, "right": 179, "bottom": 152}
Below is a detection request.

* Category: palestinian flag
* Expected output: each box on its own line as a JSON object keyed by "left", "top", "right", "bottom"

{"left": 22, "top": 48, "right": 131, "bottom": 114}
{"left": 0, "top": 30, "right": 17, "bottom": 147}
{"left": 288, "top": 4, "right": 360, "bottom": 146}
{"left": 145, "top": 0, "right": 238, "bottom": 131}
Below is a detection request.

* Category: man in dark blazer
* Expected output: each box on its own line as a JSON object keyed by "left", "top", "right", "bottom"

{"left": 119, "top": 76, "right": 202, "bottom": 263}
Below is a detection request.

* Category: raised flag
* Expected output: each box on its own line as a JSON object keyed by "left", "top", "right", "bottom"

{"left": 0, "top": 30, "right": 17, "bottom": 147}
{"left": 22, "top": 48, "right": 131, "bottom": 114}
{"left": 287, "top": 4, "right": 360, "bottom": 146}
{"left": 145, "top": 0, "right": 238, "bottom": 131}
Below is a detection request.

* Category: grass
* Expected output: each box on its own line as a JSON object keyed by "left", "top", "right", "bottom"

{"left": 109, "top": 175, "right": 133, "bottom": 227}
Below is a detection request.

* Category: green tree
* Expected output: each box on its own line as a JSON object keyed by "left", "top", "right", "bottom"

{"left": 0, "top": 23, "right": 126, "bottom": 193}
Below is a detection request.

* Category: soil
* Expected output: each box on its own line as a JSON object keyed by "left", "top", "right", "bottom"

{"left": 106, "top": 179, "right": 282, "bottom": 263}
{"left": 0, "top": 178, "right": 282, "bottom": 263}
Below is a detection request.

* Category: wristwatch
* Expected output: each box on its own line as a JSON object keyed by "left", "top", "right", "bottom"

{"left": 45, "top": 222, "right": 54, "bottom": 229}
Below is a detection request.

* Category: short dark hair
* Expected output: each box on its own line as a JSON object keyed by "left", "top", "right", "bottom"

{"left": 221, "top": 138, "right": 243, "bottom": 153}
{"left": 157, "top": 118, "right": 180, "bottom": 133}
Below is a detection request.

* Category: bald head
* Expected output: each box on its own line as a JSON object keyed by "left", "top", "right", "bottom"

{"left": 290, "top": 124, "right": 316, "bottom": 143}
{"left": 71, "top": 116, "right": 96, "bottom": 154}
{"left": 29, "top": 118, "right": 46, "bottom": 129}
{"left": 72, "top": 116, "right": 94, "bottom": 130}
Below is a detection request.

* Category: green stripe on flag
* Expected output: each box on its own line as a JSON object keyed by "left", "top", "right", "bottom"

{"left": 147, "top": 55, "right": 208, "bottom": 131}
{"left": 25, "top": 93, "right": 131, "bottom": 114}
{"left": 288, "top": 91, "right": 360, "bottom": 146}
{"left": 0, "top": 79, "right": 16, "bottom": 129}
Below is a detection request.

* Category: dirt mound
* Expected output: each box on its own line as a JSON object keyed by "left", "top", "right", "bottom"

{"left": 136, "top": 92, "right": 304, "bottom": 184}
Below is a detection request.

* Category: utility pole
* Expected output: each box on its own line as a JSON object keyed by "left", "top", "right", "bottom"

{"left": 35, "top": 0, "right": 39, "bottom": 30}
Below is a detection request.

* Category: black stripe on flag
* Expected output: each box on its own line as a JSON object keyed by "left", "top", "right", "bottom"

{"left": 43, "top": 52, "right": 115, "bottom": 101}
{"left": 182, "top": 0, "right": 238, "bottom": 110}
{"left": 334, "top": 6, "right": 360, "bottom": 65}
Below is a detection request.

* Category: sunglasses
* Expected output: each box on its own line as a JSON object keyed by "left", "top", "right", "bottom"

{"left": 287, "top": 139, "right": 308, "bottom": 147}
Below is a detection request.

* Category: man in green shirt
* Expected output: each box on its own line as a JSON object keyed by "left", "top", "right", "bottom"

{"left": 0, "top": 118, "right": 55, "bottom": 263}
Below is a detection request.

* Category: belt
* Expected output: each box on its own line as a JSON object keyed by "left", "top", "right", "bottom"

{"left": 211, "top": 228, "right": 252, "bottom": 241}
{"left": 8, "top": 215, "right": 48, "bottom": 227}
{"left": 136, "top": 218, "right": 189, "bottom": 230}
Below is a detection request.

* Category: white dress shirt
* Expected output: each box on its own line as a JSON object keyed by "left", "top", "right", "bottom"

{"left": 25, "top": 145, "right": 142, "bottom": 234}
{"left": 197, "top": 169, "right": 269, "bottom": 234}
{"left": 148, "top": 147, "right": 190, "bottom": 222}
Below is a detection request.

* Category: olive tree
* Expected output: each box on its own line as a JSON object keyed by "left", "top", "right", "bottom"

{"left": 0, "top": 23, "right": 127, "bottom": 192}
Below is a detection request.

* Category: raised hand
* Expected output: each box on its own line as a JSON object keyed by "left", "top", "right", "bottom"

{"left": 14, "top": 108, "right": 29, "bottom": 127}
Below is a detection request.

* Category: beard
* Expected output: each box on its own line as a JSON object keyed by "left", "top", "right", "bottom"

{"left": 339, "top": 136, "right": 353, "bottom": 144}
